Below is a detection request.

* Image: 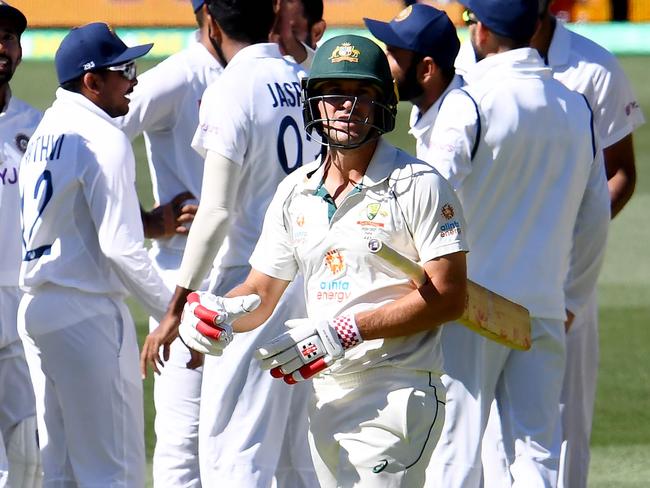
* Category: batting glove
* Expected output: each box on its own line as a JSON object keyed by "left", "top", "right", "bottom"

{"left": 179, "top": 291, "right": 261, "bottom": 356}
{"left": 255, "top": 315, "right": 363, "bottom": 384}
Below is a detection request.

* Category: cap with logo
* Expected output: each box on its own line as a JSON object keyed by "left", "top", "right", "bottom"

{"left": 191, "top": 0, "right": 204, "bottom": 12}
{"left": 0, "top": 1, "right": 27, "bottom": 35}
{"left": 462, "top": 0, "right": 539, "bottom": 42}
{"left": 55, "top": 22, "right": 153, "bottom": 85}
{"left": 364, "top": 4, "right": 460, "bottom": 71}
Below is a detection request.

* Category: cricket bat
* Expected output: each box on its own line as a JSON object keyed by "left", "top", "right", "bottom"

{"left": 367, "top": 239, "right": 532, "bottom": 350}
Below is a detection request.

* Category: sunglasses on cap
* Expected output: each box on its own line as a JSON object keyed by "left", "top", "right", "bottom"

{"left": 106, "top": 61, "right": 137, "bottom": 81}
{"left": 462, "top": 9, "right": 478, "bottom": 26}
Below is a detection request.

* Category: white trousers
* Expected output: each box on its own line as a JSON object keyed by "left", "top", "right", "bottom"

{"left": 18, "top": 288, "right": 145, "bottom": 488}
{"left": 148, "top": 248, "right": 202, "bottom": 488}
{"left": 480, "top": 292, "right": 599, "bottom": 488}
{"left": 1, "top": 287, "right": 39, "bottom": 486}
{"left": 310, "top": 367, "right": 445, "bottom": 488}
{"left": 199, "top": 266, "right": 317, "bottom": 487}
{"left": 427, "top": 318, "right": 566, "bottom": 488}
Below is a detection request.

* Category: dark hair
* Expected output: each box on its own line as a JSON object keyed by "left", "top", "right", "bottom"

{"left": 492, "top": 31, "right": 530, "bottom": 49}
{"left": 195, "top": 6, "right": 206, "bottom": 28}
{"left": 60, "top": 77, "right": 83, "bottom": 93}
{"left": 206, "top": 0, "right": 275, "bottom": 44}
{"left": 300, "top": 0, "right": 324, "bottom": 29}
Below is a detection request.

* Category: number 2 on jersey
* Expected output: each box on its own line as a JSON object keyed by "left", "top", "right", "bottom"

{"left": 23, "top": 169, "right": 53, "bottom": 261}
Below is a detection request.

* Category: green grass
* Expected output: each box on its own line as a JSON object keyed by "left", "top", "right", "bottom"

{"left": 12, "top": 57, "right": 650, "bottom": 486}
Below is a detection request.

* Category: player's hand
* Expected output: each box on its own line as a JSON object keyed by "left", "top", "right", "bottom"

{"left": 179, "top": 292, "right": 261, "bottom": 356}
{"left": 255, "top": 315, "right": 362, "bottom": 384}
{"left": 142, "top": 191, "right": 197, "bottom": 239}
{"left": 140, "top": 311, "right": 183, "bottom": 378}
{"left": 269, "top": 0, "right": 308, "bottom": 64}
{"left": 565, "top": 309, "right": 576, "bottom": 333}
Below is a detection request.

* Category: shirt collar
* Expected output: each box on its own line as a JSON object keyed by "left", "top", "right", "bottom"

{"left": 53, "top": 87, "right": 119, "bottom": 127}
{"left": 546, "top": 20, "right": 571, "bottom": 68}
{"left": 226, "top": 43, "right": 283, "bottom": 72}
{"left": 190, "top": 36, "right": 224, "bottom": 71}
{"left": 300, "top": 138, "right": 400, "bottom": 192}
{"left": 464, "top": 47, "right": 549, "bottom": 85}
{"left": 409, "top": 74, "right": 464, "bottom": 138}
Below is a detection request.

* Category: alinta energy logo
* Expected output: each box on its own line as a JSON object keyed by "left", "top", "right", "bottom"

{"left": 324, "top": 248, "right": 346, "bottom": 276}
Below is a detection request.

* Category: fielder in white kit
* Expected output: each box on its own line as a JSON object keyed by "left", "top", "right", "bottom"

{"left": 139, "top": 1, "right": 321, "bottom": 485}
{"left": 118, "top": 1, "right": 222, "bottom": 485}
{"left": 423, "top": 0, "right": 611, "bottom": 486}
{"left": 178, "top": 34, "right": 469, "bottom": 488}
{"left": 453, "top": 2, "right": 645, "bottom": 486}
{"left": 18, "top": 23, "right": 171, "bottom": 487}
{"left": 0, "top": 3, "right": 42, "bottom": 486}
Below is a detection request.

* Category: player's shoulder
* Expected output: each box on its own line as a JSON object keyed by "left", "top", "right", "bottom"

{"left": 566, "top": 28, "right": 621, "bottom": 72}
{"left": 6, "top": 96, "right": 42, "bottom": 125}
{"left": 382, "top": 142, "right": 451, "bottom": 195}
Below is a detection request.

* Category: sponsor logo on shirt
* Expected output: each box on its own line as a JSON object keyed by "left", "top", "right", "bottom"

{"left": 325, "top": 248, "right": 346, "bottom": 276}
{"left": 296, "top": 215, "right": 305, "bottom": 227}
{"left": 441, "top": 203, "right": 455, "bottom": 220}
{"left": 625, "top": 101, "right": 640, "bottom": 116}
{"left": 440, "top": 220, "right": 461, "bottom": 238}
{"left": 356, "top": 203, "right": 388, "bottom": 228}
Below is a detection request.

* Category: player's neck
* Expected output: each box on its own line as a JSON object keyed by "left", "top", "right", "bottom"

{"left": 0, "top": 84, "right": 8, "bottom": 111}
{"left": 531, "top": 15, "right": 556, "bottom": 59}
{"left": 325, "top": 139, "right": 378, "bottom": 186}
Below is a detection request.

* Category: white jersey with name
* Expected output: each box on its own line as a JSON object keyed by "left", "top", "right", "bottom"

{"left": 192, "top": 43, "right": 321, "bottom": 270}
{"left": 19, "top": 88, "right": 171, "bottom": 329}
{"left": 250, "top": 139, "right": 468, "bottom": 376}
{"left": 118, "top": 37, "right": 223, "bottom": 254}
{"left": 0, "top": 94, "right": 42, "bottom": 288}
{"left": 430, "top": 48, "right": 610, "bottom": 320}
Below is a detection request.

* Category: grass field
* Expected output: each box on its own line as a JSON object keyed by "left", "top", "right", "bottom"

{"left": 12, "top": 57, "right": 650, "bottom": 487}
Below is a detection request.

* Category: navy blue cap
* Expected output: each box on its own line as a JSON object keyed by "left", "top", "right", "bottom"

{"left": 364, "top": 4, "right": 459, "bottom": 71}
{"left": 191, "top": 0, "right": 204, "bottom": 12}
{"left": 55, "top": 22, "right": 153, "bottom": 84}
{"left": 0, "top": 1, "right": 27, "bottom": 35}
{"left": 463, "top": 0, "right": 538, "bottom": 42}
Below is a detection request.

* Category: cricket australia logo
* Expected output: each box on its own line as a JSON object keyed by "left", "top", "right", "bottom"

{"left": 441, "top": 203, "right": 455, "bottom": 220}
{"left": 330, "top": 43, "right": 360, "bottom": 64}
{"left": 366, "top": 202, "right": 380, "bottom": 220}
{"left": 324, "top": 248, "right": 346, "bottom": 277}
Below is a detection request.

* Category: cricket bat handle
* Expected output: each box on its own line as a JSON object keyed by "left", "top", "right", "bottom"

{"left": 367, "top": 239, "right": 532, "bottom": 351}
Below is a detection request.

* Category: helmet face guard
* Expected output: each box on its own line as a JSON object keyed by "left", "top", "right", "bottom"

{"left": 302, "top": 89, "right": 396, "bottom": 150}
{"left": 301, "top": 35, "right": 398, "bottom": 149}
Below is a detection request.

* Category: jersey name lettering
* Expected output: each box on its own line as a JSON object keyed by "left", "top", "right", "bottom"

{"left": 267, "top": 82, "right": 302, "bottom": 108}
{"left": 24, "top": 134, "right": 66, "bottom": 164}
{"left": 0, "top": 167, "right": 18, "bottom": 185}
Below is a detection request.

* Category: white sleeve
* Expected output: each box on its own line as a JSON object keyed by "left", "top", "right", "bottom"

{"left": 591, "top": 56, "right": 645, "bottom": 147}
{"left": 176, "top": 151, "right": 242, "bottom": 289}
{"left": 82, "top": 139, "right": 172, "bottom": 321}
{"left": 425, "top": 89, "right": 479, "bottom": 190}
{"left": 249, "top": 173, "right": 300, "bottom": 281}
{"left": 564, "top": 149, "right": 610, "bottom": 314}
{"left": 116, "top": 64, "right": 184, "bottom": 141}
{"left": 191, "top": 80, "right": 249, "bottom": 164}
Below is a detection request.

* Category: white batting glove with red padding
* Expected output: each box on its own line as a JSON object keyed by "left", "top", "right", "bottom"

{"left": 179, "top": 291, "right": 261, "bottom": 356}
{"left": 255, "top": 315, "right": 363, "bottom": 384}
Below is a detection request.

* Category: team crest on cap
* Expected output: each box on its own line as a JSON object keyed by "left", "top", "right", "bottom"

{"left": 15, "top": 134, "right": 29, "bottom": 154}
{"left": 441, "top": 203, "right": 454, "bottom": 220}
{"left": 394, "top": 5, "right": 413, "bottom": 21}
{"left": 329, "top": 43, "right": 360, "bottom": 64}
{"left": 324, "top": 249, "right": 346, "bottom": 276}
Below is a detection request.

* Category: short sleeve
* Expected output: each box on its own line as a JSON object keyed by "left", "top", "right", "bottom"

{"left": 191, "top": 78, "right": 249, "bottom": 164}
{"left": 425, "top": 89, "right": 479, "bottom": 190}
{"left": 249, "top": 174, "right": 301, "bottom": 281}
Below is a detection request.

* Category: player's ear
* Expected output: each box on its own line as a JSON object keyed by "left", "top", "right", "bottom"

{"left": 82, "top": 72, "right": 103, "bottom": 95}
{"left": 418, "top": 56, "right": 436, "bottom": 85}
{"left": 310, "top": 20, "right": 326, "bottom": 47}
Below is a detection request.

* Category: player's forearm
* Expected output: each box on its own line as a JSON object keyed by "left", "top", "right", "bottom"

{"left": 356, "top": 253, "right": 467, "bottom": 340}
{"left": 604, "top": 134, "right": 637, "bottom": 218}
{"left": 607, "top": 169, "right": 636, "bottom": 218}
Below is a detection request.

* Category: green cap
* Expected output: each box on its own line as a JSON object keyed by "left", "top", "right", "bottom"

{"left": 306, "top": 34, "right": 395, "bottom": 103}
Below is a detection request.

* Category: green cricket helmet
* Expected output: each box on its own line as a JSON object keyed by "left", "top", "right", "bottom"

{"left": 302, "top": 34, "right": 398, "bottom": 149}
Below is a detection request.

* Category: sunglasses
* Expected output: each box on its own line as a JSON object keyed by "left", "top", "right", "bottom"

{"left": 462, "top": 9, "right": 479, "bottom": 26}
{"left": 106, "top": 61, "right": 137, "bottom": 81}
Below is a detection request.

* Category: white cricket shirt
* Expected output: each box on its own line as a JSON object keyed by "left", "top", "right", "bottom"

{"left": 118, "top": 38, "right": 223, "bottom": 254}
{"left": 0, "top": 92, "right": 41, "bottom": 287}
{"left": 429, "top": 48, "right": 610, "bottom": 320}
{"left": 192, "top": 43, "right": 321, "bottom": 270}
{"left": 250, "top": 139, "right": 469, "bottom": 375}
{"left": 20, "top": 89, "right": 171, "bottom": 325}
